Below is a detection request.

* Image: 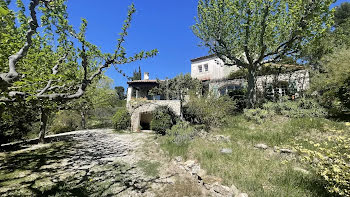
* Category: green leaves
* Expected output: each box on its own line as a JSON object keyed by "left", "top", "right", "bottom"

{"left": 193, "top": 0, "right": 334, "bottom": 64}
{"left": 0, "top": 6, "right": 9, "bottom": 16}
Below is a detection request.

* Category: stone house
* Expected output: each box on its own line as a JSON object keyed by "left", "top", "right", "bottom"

{"left": 126, "top": 73, "right": 181, "bottom": 132}
{"left": 191, "top": 55, "right": 309, "bottom": 98}
{"left": 126, "top": 56, "right": 309, "bottom": 132}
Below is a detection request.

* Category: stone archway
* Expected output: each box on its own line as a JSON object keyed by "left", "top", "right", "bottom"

{"left": 128, "top": 100, "right": 181, "bottom": 132}
{"left": 140, "top": 112, "right": 153, "bottom": 130}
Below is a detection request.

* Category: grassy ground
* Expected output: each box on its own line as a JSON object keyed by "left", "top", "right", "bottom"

{"left": 136, "top": 160, "right": 160, "bottom": 177}
{"left": 159, "top": 115, "right": 349, "bottom": 197}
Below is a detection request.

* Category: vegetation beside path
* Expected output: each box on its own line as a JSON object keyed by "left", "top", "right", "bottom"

{"left": 159, "top": 116, "right": 350, "bottom": 197}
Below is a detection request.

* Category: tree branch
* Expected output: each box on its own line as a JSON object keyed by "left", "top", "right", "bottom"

{"left": 37, "top": 54, "right": 67, "bottom": 96}
{"left": 0, "top": 0, "right": 39, "bottom": 89}
{"left": 263, "top": 1, "right": 316, "bottom": 62}
{"left": 215, "top": 39, "right": 247, "bottom": 68}
{"left": 244, "top": 8, "right": 253, "bottom": 65}
{"left": 255, "top": 4, "right": 270, "bottom": 65}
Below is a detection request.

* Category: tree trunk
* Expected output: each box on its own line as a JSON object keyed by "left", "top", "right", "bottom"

{"left": 38, "top": 108, "right": 48, "bottom": 143}
{"left": 81, "top": 110, "right": 86, "bottom": 129}
{"left": 179, "top": 99, "right": 184, "bottom": 121}
{"left": 247, "top": 65, "right": 257, "bottom": 108}
{"left": 165, "top": 78, "right": 169, "bottom": 100}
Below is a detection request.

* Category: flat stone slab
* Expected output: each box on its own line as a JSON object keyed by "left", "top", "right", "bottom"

{"left": 220, "top": 148, "right": 233, "bottom": 154}
{"left": 254, "top": 144, "right": 268, "bottom": 150}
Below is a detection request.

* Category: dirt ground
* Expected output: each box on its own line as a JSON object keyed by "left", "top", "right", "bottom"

{"left": 0, "top": 129, "right": 207, "bottom": 197}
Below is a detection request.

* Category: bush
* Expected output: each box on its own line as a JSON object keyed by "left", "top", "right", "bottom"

{"left": 0, "top": 102, "right": 39, "bottom": 144}
{"left": 184, "top": 95, "right": 236, "bottom": 128}
{"left": 166, "top": 121, "right": 197, "bottom": 145}
{"left": 150, "top": 106, "right": 177, "bottom": 135}
{"left": 50, "top": 110, "right": 81, "bottom": 134}
{"left": 311, "top": 48, "right": 350, "bottom": 115}
{"left": 243, "top": 108, "right": 275, "bottom": 124}
{"left": 244, "top": 97, "right": 326, "bottom": 123}
{"left": 159, "top": 121, "right": 197, "bottom": 159}
{"left": 227, "top": 88, "right": 247, "bottom": 112}
{"left": 262, "top": 97, "right": 327, "bottom": 118}
{"left": 112, "top": 108, "right": 130, "bottom": 131}
{"left": 296, "top": 127, "right": 350, "bottom": 196}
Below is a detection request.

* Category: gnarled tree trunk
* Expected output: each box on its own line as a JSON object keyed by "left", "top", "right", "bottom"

{"left": 247, "top": 65, "right": 257, "bottom": 108}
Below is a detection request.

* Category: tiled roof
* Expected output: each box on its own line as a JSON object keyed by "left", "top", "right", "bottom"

{"left": 190, "top": 54, "right": 217, "bottom": 63}
{"left": 127, "top": 80, "right": 164, "bottom": 84}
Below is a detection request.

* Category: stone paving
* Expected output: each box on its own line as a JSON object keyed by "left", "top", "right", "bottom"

{"left": 0, "top": 129, "right": 178, "bottom": 197}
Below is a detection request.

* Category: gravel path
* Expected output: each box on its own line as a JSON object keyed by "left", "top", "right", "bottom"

{"left": 0, "top": 129, "right": 185, "bottom": 197}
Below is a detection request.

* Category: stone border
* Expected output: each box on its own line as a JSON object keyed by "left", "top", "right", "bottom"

{"left": 173, "top": 156, "right": 248, "bottom": 197}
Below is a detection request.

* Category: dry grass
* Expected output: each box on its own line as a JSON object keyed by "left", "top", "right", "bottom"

{"left": 159, "top": 115, "right": 349, "bottom": 197}
{"left": 157, "top": 178, "right": 203, "bottom": 197}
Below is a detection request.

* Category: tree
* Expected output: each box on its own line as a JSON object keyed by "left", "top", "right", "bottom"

{"left": 332, "top": 3, "right": 350, "bottom": 49}
{"left": 299, "top": 2, "right": 350, "bottom": 69}
{"left": 115, "top": 86, "right": 125, "bottom": 100}
{"left": 312, "top": 48, "right": 350, "bottom": 115}
{"left": 0, "top": 0, "right": 158, "bottom": 142}
{"left": 150, "top": 73, "right": 202, "bottom": 119}
{"left": 334, "top": 2, "right": 350, "bottom": 27}
{"left": 67, "top": 76, "right": 117, "bottom": 129}
{"left": 192, "top": 0, "right": 334, "bottom": 108}
{"left": 131, "top": 66, "right": 142, "bottom": 81}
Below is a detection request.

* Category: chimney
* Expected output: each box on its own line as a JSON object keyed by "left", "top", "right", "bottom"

{"left": 144, "top": 72, "right": 149, "bottom": 80}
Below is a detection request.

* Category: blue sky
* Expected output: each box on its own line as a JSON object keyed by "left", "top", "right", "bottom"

{"left": 66, "top": 0, "right": 208, "bottom": 89}
{"left": 10, "top": 0, "right": 350, "bottom": 89}
{"left": 64, "top": 0, "right": 348, "bottom": 89}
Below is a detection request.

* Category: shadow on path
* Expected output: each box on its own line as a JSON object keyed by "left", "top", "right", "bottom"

{"left": 0, "top": 130, "right": 171, "bottom": 196}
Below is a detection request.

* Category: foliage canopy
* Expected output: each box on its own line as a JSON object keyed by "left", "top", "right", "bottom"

{"left": 192, "top": 0, "right": 334, "bottom": 107}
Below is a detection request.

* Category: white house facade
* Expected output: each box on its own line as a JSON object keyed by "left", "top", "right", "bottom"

{"left": 190, "top": 54, "right": 239, "bottom": 81}
{"left": 190, "top": 55, "right": 310, "bottom": 98}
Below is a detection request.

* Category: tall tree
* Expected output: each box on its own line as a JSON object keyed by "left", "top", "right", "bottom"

{"left": 0, "top": 0, "right": 157, "bottom": 142}
{"left": 115, "top": 86, "right": 125, "bottom": 100}
{"left": 192, "top": 0, "right": 334, "bottom": 108}
{"left": 301, "top": 2, "right": 350, "bottom": 69}
{"left": 334, "top": 2, "right": 350, "bottom": 27}
{"left": 131, "top": 66, "right": 142, "bottom": 81}
{"left": 67, "top": 76, "right": 116, "bottom": 129}
{"left": 312, "top": 48, "right": 350, "bottom": 115}
{"left": 150, "top": 73, "right": 202, "bottom": 119}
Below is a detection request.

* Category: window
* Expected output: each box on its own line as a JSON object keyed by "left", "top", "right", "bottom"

{"left": 219, "top": 85, "right": 243, "bottom": 97}
{"left": 270, "top": 82, "right": 288, "bottom": 99}
{"left": 198, "top": 65, "right": 203, "bottom": 73}
{"left": 204, "top": 64, "right": 209, "bottom": 72}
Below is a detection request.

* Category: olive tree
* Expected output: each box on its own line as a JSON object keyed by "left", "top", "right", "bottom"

{"left": 192, "top": 0, "right": 334, "bottom": 108}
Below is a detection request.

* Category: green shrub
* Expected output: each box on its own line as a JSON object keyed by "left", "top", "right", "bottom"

{"left": 243, "top": 108, "right": 275, "bottom": 124}
{"left": 150, "top": 106, "right": 176, "bottom": 134}
{"left": 311, "top": 48, "right": 350, "bottom": 115}
{"left": 244, "top": 98, "right": 326, "bottom": 123}
{"left": 159, "top": 121, "right": 196, "bottom": 159}
{"left": 0, "top": 102, "right": 39, "bottom": 144}
{"left": 262, "top": 97, "right": 327, "bottom": 118}
{"left": 227, "top": 88, "right": 247, "bottom": 111}
{"left": 50, "top": 110, "right": 81, "bottom": 134}
{"left": 112, "top": 108, "right": 130, "bottom": 131}
{"left": 184, "top": 95, "right": 236, "bottom": 128}
{"left": 166, "top": 121, "right": 197, "bottom": 145}
{"left": 296, "top": 126, "right": 350, "bottom": 196}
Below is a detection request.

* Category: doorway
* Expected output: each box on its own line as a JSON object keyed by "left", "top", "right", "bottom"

{"left": 140, "top": 112, "right": 153, "bottom": 130}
